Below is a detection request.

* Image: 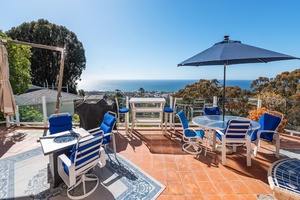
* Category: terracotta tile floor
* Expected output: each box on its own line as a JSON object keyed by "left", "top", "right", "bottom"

{"left": 0, "top": 126, "right": 299, "bottom": 199}
{"left": 114, "top": 127, "right": 300, "bottom": 200}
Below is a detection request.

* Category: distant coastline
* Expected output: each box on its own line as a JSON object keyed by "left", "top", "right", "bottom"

{"left": 78, "top": 79, "right": 253, "bottom": 92}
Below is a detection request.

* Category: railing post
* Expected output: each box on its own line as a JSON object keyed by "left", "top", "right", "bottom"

{"left": 16, "top": 105, "right": 20, "bottom": 126}
{"left": 42, "top": 96, "right": 48, "bottom": 127}
{"left": 213, "top": 96, "right": 218, "bottom": 107}
{"left": 169, "top": 96, "right": 173, "bottom": 124}
{"left": 126, "top": 96, "right": 129, "bottom": 126}
{"left": 257, "top": 99, "right": 262, "bottom": 109}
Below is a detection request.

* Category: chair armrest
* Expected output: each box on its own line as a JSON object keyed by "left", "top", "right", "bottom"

{"left": 57, "top": 154, "right": 73, "bottom": 186}
{"left": 216, "top": 129, "right": 225, "bottom": 136}
{"left": 257, "top": 130, "right": 278, "bottom": 134}
{"left": 87, "top": 127, "right": 100, "bottom": 133}
{"left": 58, "top": 154, "right": 71, "bottom": 168}
{"left": 98, "top": 147, "right": 107, "bottom": 168}
{"left": 87, "top": 128, "right": 104, "bottom": 136}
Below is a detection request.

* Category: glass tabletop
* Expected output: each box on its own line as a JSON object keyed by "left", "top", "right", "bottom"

{"left": 192, "top": 115, "right": 261, "bottom": 130}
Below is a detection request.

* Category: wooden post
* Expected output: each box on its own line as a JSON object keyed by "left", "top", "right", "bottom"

{"left": 55, "top": 45, "right": 66, "bottom": 114}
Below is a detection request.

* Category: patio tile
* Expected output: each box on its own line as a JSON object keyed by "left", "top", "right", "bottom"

{"left": 212, "top": 181, "right": 235, "bottom": 194}
{"left": 182, "top": 181, "right": 202, "bottom": 195}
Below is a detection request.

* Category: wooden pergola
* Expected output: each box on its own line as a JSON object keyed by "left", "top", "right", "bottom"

{"left": 0, "top": 37, "right": 66, "bottom": 114}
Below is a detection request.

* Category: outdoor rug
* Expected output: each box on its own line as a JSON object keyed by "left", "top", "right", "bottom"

{"left": 0, "top": 147, "right": 165, "bottom": 199}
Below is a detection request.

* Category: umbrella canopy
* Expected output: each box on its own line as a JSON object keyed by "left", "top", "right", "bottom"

{"left": 178, "top": 35, "right": 299, "bottom": 120}
{"left": 0, "top": 43, "right": 17, "bottom": 116}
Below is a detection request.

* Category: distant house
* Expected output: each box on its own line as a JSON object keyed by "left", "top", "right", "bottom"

{"left": 14, "top": 85, "right": 83, "bottom": 116}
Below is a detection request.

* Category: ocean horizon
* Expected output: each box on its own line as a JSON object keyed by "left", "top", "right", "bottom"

{"left": 78, "top": 79, "right": 253, "bottom": 92}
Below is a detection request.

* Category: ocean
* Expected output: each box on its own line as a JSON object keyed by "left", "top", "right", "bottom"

{"left": 78, "top": 79, "right": 253, "bottom": 92}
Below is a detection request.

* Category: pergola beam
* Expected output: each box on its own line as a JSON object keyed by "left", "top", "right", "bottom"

{"left": 0, "top": 37, "right": 66, "bottom": 114}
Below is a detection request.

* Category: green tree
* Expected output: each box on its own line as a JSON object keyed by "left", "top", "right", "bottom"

{"left": 174, "top": 79, "right": 220, "bottom": 101}
{"left": 6, "top": 19, "right": 86, "bottom": 94}
{"left": 0, "top": 30, "right": 31, "bottom": 94}
{"left": 250, "top": 69, "right": 300, "bottom": 98}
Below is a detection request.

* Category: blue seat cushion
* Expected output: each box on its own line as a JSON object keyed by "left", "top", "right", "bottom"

{"left": 164, "top": 107, "right": 174, "bottom": 113}
{"left": 249, "top": 113, "right": 281, "bottom": 142}
{"left": 204, "top": 107, "right": 220, "bottom": 115}
{"left": 119, "top": 107, "right": 129, "bottom": 113}
{"left": 49, "top": 114, "right": 72, "bottom": 134}
{"left": 184, "top": 129, "right": 205, "bottom": 139}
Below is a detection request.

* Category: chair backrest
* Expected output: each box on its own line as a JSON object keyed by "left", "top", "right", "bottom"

{"left": 66, "top": 133, "right": 104, "bottom": 175}
{"left": 100, "top": 111, "right": 116, "bottom": 144}
{"left": 49, "top": 113, "right": 73, "bottom": 134}
{"left": 176, "top": 110, "right": 189, "bottom": 130}
{"left": 223, "top": 119, "right": 251, "bottom": 139}
{"left": 252, "top": 112, "right": 282, "bottom": 141}
{"left": 203, "top": 106, "right": 220, "bottom": 115}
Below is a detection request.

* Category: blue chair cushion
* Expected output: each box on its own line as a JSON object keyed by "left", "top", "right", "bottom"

{"left": 119, "top": 107, "right": 129, "bottom": 113}
{"left": 49, "top": 114, "right": 72, "bottom": 134}
{"left": 177, "top": 110, "right": 189, "bottom": 130}
{"left": 100, "top": 112, "right": 116, "bottom": 145}
{"left": 204, "top": 107, "right": 220, "bottom": 115}
{"left": 164, "top": 107, "right": 174, "bottom": 113}
{"left": 249, "top": 113, "right": 281, "bottom": 142}
{"left": 184, "top": 129, "right": 205, "bottom": 139}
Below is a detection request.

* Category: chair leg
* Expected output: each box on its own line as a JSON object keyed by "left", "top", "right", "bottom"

{"left": 246, "top": 139, "right": 251, "bottom": 166}
{"left": 253, "top": 139, "right": 259, "bottom": 157}
{"left": 164, "top": 112, "right": 168, "bottom": 135}
{"left": 67, "top": 174, "right": 99, "bottom": 199}
{"left": 182, "top": 142, "right": 202, "bottom": 155}
{"left": 222, "top": 136, "right": 226, "bottom": 165}
{"left": 204, "top": 138, "right": 208, "bottom": 156}
{"left": 275, "top": 133, "right": 280, "bottom": 158}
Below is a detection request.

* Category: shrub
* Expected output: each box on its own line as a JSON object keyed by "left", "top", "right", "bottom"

{"left": 19, "top": 106, "right": 43, "bottom": 122}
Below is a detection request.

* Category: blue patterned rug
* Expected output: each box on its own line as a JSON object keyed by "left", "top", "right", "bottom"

{"left": 0, "top": 147, "right": 165, "bottom": 199}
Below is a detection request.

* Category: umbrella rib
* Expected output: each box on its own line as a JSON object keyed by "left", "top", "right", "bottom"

{"left": 258, "top": 58, "right": 267, "bottom": 63}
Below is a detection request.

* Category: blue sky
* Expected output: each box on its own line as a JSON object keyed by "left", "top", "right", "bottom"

{"left": 1, "top": 0, "right": 300, "bottom": 86}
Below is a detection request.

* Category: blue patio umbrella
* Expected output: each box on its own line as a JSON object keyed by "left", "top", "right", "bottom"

{"left": 178, "top": 35, "right": 299, "bottom": 120}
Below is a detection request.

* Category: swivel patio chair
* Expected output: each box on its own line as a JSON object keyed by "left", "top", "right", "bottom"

{"left": 176, "top": 110, "right": 208, "bottom": 156}
{"left": 88, "top": 111, "right": 118, "bottom": 161}
{"left": 58, "top": 132, "right": 106, "bottom": 199}
{"left": 216, "top": 119, "right": 252, "bottom": 166}
{"left": 48, "top": 112, "right": 73, "bottom": 135}
{"left": 115, "top": 97, "right": 129, "bottom": 134}
{"left": 250, "top": 110, "right": 283, "bottom": 158}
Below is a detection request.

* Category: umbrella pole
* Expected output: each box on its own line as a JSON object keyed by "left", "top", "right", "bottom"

{"left": 223, "top": 62, "right": 226, "bottom": 121}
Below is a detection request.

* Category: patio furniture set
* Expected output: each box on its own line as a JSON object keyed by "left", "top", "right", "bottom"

{"left": 38, "top": 97, "right": 293, "bottom": 199}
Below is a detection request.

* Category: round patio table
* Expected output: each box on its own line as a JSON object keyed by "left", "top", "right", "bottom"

{"left": 192, "top": 115, "right": 261, "bottom": 151}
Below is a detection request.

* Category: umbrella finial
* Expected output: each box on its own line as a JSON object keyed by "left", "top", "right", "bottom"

{"left": 224, "top": 35, "right": 229, "bottom": 41}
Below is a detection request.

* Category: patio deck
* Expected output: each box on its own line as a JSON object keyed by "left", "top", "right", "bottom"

{"left": 0, "top": 126, "right": 299, "bottom": 200}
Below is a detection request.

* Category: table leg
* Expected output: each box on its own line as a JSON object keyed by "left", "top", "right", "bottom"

{"left": 212, "top": 129, "right": 216, "bottom": 151}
